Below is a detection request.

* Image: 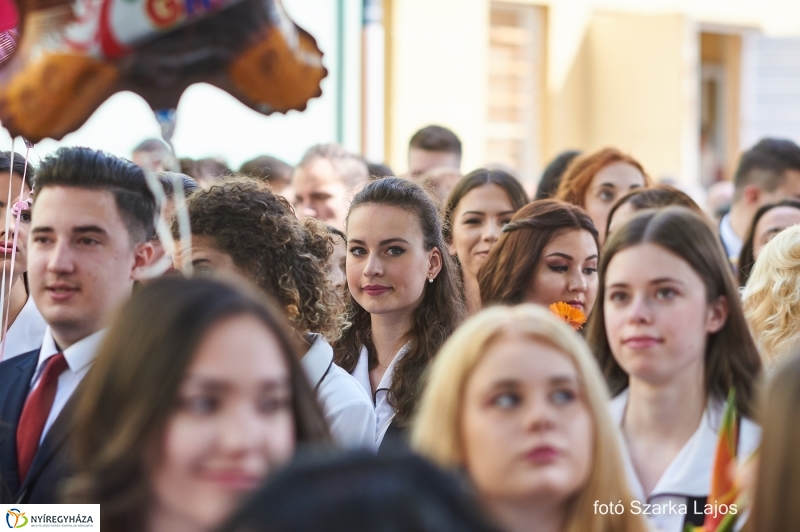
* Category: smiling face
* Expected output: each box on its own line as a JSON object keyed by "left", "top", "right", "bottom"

{"left": 752, "top": 206, "right": 800, "bottom": 259}
{"left": 346, "top": 204, "right": 442, "bottom": 321}
{"left": 603, "top": 243, "right": 728, "bottom": 387}
{"left": 524, "top": 229, "right": 599, "bottom": 315}
{"left": 450, "top": 184, "right": 516, "bottom": 280}
{"left": 0, "top": 171, "right": 31, "bottom": 275}
{"left": 151, "top": 314, "right": 295, "bottom": 531}
{"left": 29, "top": 186, "right": 153, "bottom": 348}
{"left": 583, "top": 163, "right": 646, "bottom": 243}
{"left": 460, "top": 334, "right": 593, "bottom": 506}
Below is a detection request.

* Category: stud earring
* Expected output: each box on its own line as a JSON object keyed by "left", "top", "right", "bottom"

{"left": 428, "top": 277, "right": 434, "bottom": 283}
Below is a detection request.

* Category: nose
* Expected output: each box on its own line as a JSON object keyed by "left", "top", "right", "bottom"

{"left": 627, "top": 293, "right": 653, "bottom": 324}
{"left": 218, "top": 405, "right": 264, "bottom": 456}
{"left": 524, "top": 394, "right": 557, "bottom": 432}
{"left": 47, "top": 239, "right": 76, "bottom": 274}
{"left": 567, "top": 268, "right": 588, "bottom": 293}
{"left": 483, "top": 220, "right": 502, "bottom": 243}
{"left": 362, "top": 252, "right": 383, "bottom": 278}
{"left": 295, "top": 199, "right": 317, "bottom": 218}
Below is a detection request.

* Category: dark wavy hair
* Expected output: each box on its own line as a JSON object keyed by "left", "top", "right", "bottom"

{"left": 738, "top": 199, "right": 800, "bottom": 288}
{"left": 478, "top": 199, "right": 599, "bottom": 306}
{"left": 585, "top": 207, "right": 762, "bottom": 417}
{"left": 178, "top": 176, "right": 345, "bottom": 340}
{"left": 66, "top": 277, "right": 330, "bottom": 531}
{"left": 333, "top": 178, "right": 465, "bottom": 427}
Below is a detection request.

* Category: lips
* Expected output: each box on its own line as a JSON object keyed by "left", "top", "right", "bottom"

{"left": 362, "top": 285, "right": 390, "bottom": 296}
{"left": 566, "top": 300, "right": 584, "bottom": 310}
{"left": 45, "top": 283, "right": 80, "bottom": 302}
{"left": 202, "top": 470, "right": 262, "bottom": 490}
{"left": 622, "top": 336, "right": 662, "bottom": 349}
{"left": 525, "top": 445, "right": 561, "bottom": 464}
{"left": 0, "top": 241, "right": 16, "bottom": 254}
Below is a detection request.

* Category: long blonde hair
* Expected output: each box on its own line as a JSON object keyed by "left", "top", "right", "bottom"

{"left": 742, "top": 225, "right": 800, "bottom": 369}
{"left": 412, "top": 304, "right": 647, "bottom": 532}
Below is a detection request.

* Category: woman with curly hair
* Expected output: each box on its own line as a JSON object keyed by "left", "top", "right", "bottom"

{"left": 334, "top": 178, "right": 465, "bottom": 449}
{"left": 178, "top": 176, "right": 375, "bottom": 448}
{"left": 742, "top": 224, "right": 800, "bottom": 369}
{"left": 555, "top": 147, "right": 650, "bottom": 244}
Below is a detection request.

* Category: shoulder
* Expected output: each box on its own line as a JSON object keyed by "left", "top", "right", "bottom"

{"left": 318, "top": 363, "right": 373, "bottom": 407}
{"left": 0, "top": 349, "right": 40, "bottom": 374}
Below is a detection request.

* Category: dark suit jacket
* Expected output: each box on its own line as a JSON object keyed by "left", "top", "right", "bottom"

{"left": 0, "top": 349, "right": 78, "bottom": 504}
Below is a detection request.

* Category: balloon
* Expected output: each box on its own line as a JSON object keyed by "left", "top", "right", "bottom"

{"left": 0, "top": 0, "right": 326, "bottom": 142}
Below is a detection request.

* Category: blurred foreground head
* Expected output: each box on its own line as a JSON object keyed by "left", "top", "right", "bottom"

{"left": 67, "top": 276, "right": 329, "bottom": 532}
{"left": 219, "top": 450, "right": 501, "bottom": 532}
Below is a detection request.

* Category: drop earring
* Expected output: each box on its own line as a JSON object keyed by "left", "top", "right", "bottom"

{"left": 428, "top": 277, "right": 434, "bottom": 283}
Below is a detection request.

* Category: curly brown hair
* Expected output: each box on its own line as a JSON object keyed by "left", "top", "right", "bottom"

{"left": 333, "top": 178, "right": 466, "bottom": 427}
{"left": 177, "top": 176, "right": 345, "bottom": 340}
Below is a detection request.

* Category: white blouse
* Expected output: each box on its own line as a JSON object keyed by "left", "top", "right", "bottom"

{"left": 611, "top": 389, "right": 760, "bottom": 532}
{"left": 351, "top": 342, "right": 410, "bottom": 446}
{"left": 0, "top": 295, "right": 47, "bottom": 362}
{"left": 301, "top": 334, "right": 376, "bottom": 449}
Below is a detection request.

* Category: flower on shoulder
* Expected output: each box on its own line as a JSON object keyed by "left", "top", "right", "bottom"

{"left": 549, "top": 302, "right": 587, "bottom": 331}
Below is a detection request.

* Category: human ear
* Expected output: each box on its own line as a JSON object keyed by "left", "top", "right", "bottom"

{"left": 131, "top": 241, "right": 156, "bottom": 281}
{"left": 705, "top": 295, "right": 729, "bottom": 334}
{"left": 428, "top": 247, "right": 443, "bottom": 280}
{"left": 743, "top": 185, "right": 761, "bottom": 207}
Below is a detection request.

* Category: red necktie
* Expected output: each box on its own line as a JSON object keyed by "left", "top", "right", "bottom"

{"left": 16, "top": 353, "right": 68, "bottom": 482}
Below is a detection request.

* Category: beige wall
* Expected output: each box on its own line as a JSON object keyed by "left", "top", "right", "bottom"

{"left": 384, "top": 0, "right": 800, "bottom": 182}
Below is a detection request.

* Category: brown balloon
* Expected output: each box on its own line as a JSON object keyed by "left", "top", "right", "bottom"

{"left": 0, "top": 0, "right": 326, "bottom": 143}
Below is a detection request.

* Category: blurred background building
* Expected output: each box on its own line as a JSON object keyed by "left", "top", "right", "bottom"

{"left": 2, "top": 0, "right": 800, "bottom": 187}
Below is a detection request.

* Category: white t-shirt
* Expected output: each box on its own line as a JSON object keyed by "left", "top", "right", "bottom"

{"left": 302, "top": 334, "right": 376, "bottom": 449}
{"left": 611, "top": 389, "right": 760, "bottom": 532}
{"left": 351, "top": 342, "right": 410, "bottom": 447}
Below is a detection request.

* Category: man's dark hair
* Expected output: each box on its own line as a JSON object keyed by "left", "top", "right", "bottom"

{"left": 33, "top": 147, "right": 156, "bottom": 243}
{"left": 733, "top": 138, "right": 800, "bottom": 201}
{"left": 535, "top": 150, "right": 580, "bottom": 200}
{"left": 156, "top": 171, "right": 201, "bottom": 198}
{"left": 367, "top": 161, "right": 395, "bottom": 181}
{"left": 239, "top": 155, "right": 292, "bottom": 186}
{"left": 409, "top": 125, "right": 462, "bottom": 157}
{"left": 0, "top": 151, "right": 35, "bottom": 189}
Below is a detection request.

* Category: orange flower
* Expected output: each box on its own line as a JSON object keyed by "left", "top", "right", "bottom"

{"left": 549, "top": 302, "right": 587, "bottom": 331}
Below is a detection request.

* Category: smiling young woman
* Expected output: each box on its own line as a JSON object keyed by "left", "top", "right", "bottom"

{"left": 412, "top": 304, "right": 648, "bottom": 532}
{"left": 586, "top": 207, "right": 762, "bottom": 532}
{"left": 478, "top": 199, "right": 600, "bottom": 317}
{"left": 333, "top": 178, "right": 465, "bottom": 449}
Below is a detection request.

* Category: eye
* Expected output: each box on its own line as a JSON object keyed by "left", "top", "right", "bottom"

{"left": 258, "top": 394, "right": 291, "bottom": 414}
{"left": 583, "top": 267, "right": 597, "bottom": 275}
{"left": 608, "top": 291, "right": 628, "bottom": 303}
{"left": 551, "top": 389, "right": 577, "bottom": 405}
{"left": 501, "top": 218, "right": 512, "bottom": 226}
{"left": 463, "top": 218, "right": 481, "bottom": 225}
{"left": 548, "top": 264, "right": 568, "bottom": 273}
{"left": 182, "top": 395, "right": 219, "bottom": 415}
{"left": 195, "top": 266, "right": 215, "bottom": 277}
{"left": 349, "top": 246, "right": 367, "bottom": 256}
{"left": 19, "top": 211, "right": 32, "bottom": 223}
{"left": 598, "top": 189, "right": 615, "bottom": 202}
{"left": 387, "top": 246, "right": 405, "bottom": 256}
{"left": 33, "top": 236, "right": 51, "bottom": 244}
{"left": 491, "top": 392, "right": 521, "bottom": 409}
{"left": 78, "top": 237, "right": 99, "bottom": 246}
{"left": 656, "top": 287, "right": 677, "bottom": 300}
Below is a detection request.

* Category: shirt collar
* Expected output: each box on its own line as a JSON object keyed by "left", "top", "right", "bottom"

{"left": 719, "top": 212, "right": 743, "bottom": 260}
{"left": 611, "top": 389, "right": 724, "bottom": 499}
{"left": 352, "top": 342, "right": 412, "bottom": 396}
{"left": 301, "top": 333, "right": 334, "bottom": 389}
{"left": 37, "top": 327, "right": 107, "bottom": 376}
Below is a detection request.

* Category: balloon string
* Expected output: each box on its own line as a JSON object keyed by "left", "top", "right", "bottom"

{"left": 0, "top": 138, "right": 15, "bottom": 355}
{"left": 0, "top": 144, "right": 30, "bottom": 361}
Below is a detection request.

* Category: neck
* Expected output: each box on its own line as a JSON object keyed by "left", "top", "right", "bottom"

{"left": 147, "top": 506, "right": 211, "bottom": 532}
{"left": 1, "top": 273, "right": 27, "bottom": 332}
{"left": 463, "top": 273, "right": 482, "bottom": 315}
{"left": 369, "top": 311, "right": 411, "bottom": 367}
{"left": 624, "top": 369, "right": 706, "bottom": 443}
{"left": 728, "top": 202, "right": 751, "bottom": 241}
{"left": 483, "top": 496, "right": 566, "bottom": 532}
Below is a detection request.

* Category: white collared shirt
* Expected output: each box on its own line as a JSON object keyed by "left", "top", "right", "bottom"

{"left": 610, "top": 389, "right": 760, "bottom": 532}
{"left": 30, "top": 328, "right": 106, "bottom": 443}
{"left": 0, "top": 295, "right": 47, "bottom": 361}
{"left": 719, "top": 212, "right": 743, "bottom": 263}
{"left": 301, "top": 334, "right": 376, "bottom": 449}
{"left": 352, "top": 342, "right": 410, "bottom": 446}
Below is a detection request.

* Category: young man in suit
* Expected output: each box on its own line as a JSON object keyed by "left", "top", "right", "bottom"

{"left": 0, "top": 147, "right": 155, "bottom": 503}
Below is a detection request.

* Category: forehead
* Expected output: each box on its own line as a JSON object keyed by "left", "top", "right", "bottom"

{"left": 543, "top": 229, "right": 597, "bottom": 255}
{"left": 472, "top": 334, "right": 577, "bottom": 383}
{"left": 347, "top": 204, "right": 425, "bottom": 242}
{"left": 456, "top": 183, "right": 514, "bottom": 213}
{"left": 756, "top": 206, "right": 800, "bottom": 234}
{"left": 591, "top": 162, "right": 645, "bottom": 188}
{"left": 409, "top": 149, "right": 459, "bottom": 169}
{"left": 606, "top": 243, "right": 701, "bottom": 284}
{"left": 32, "top": 186, "right": 126, "bottom": 230}
{"left": 294, "top": 158, "right": 342, "bottom": 189}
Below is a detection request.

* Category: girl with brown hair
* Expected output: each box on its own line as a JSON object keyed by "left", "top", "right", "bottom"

{"left": 66, "top": 276, "right": 329, "bottom": 532}
{"left": 478, "top": 199, "right": 600, "bottom": 317}
{"left": 334, "top": 177, "right": 465, "bottom": 449}
{"left": 586, "top": 207, "right": 762, "bottom": 532}
{"left": 555, "top": 147, "right": 650, "bottom": 243}
{"left": 444, "top": 168, "right": 529, "bottom": 314}
{"left": 178, "top": 176, "right": 375, "bottom": 448}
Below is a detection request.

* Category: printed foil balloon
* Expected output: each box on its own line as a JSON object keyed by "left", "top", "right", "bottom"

{"left": 0, "top": 0, "right": 326, "bottom": 142}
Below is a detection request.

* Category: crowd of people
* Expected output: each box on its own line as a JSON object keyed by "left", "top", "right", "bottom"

{"left": 1, "top": 125, "right": 800, "bottom": 532}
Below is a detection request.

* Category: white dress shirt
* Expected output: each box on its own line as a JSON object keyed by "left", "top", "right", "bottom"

{"left": 719, "top": 212, "right": 743, "bottom": 263}
{"left": 610, "top": 389, "right": 761, "bottom": 532}
{"left": 352, "top": 342, "right": 410, "bottom": 447}
{"left": 301, "top": 334, "right": 376, "bottom": 449}
{"left": 30, "top": 328, "right": 106, "bottom": 443}
{"left": 0, "top": 295, "right": 47, "bottom": 361}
